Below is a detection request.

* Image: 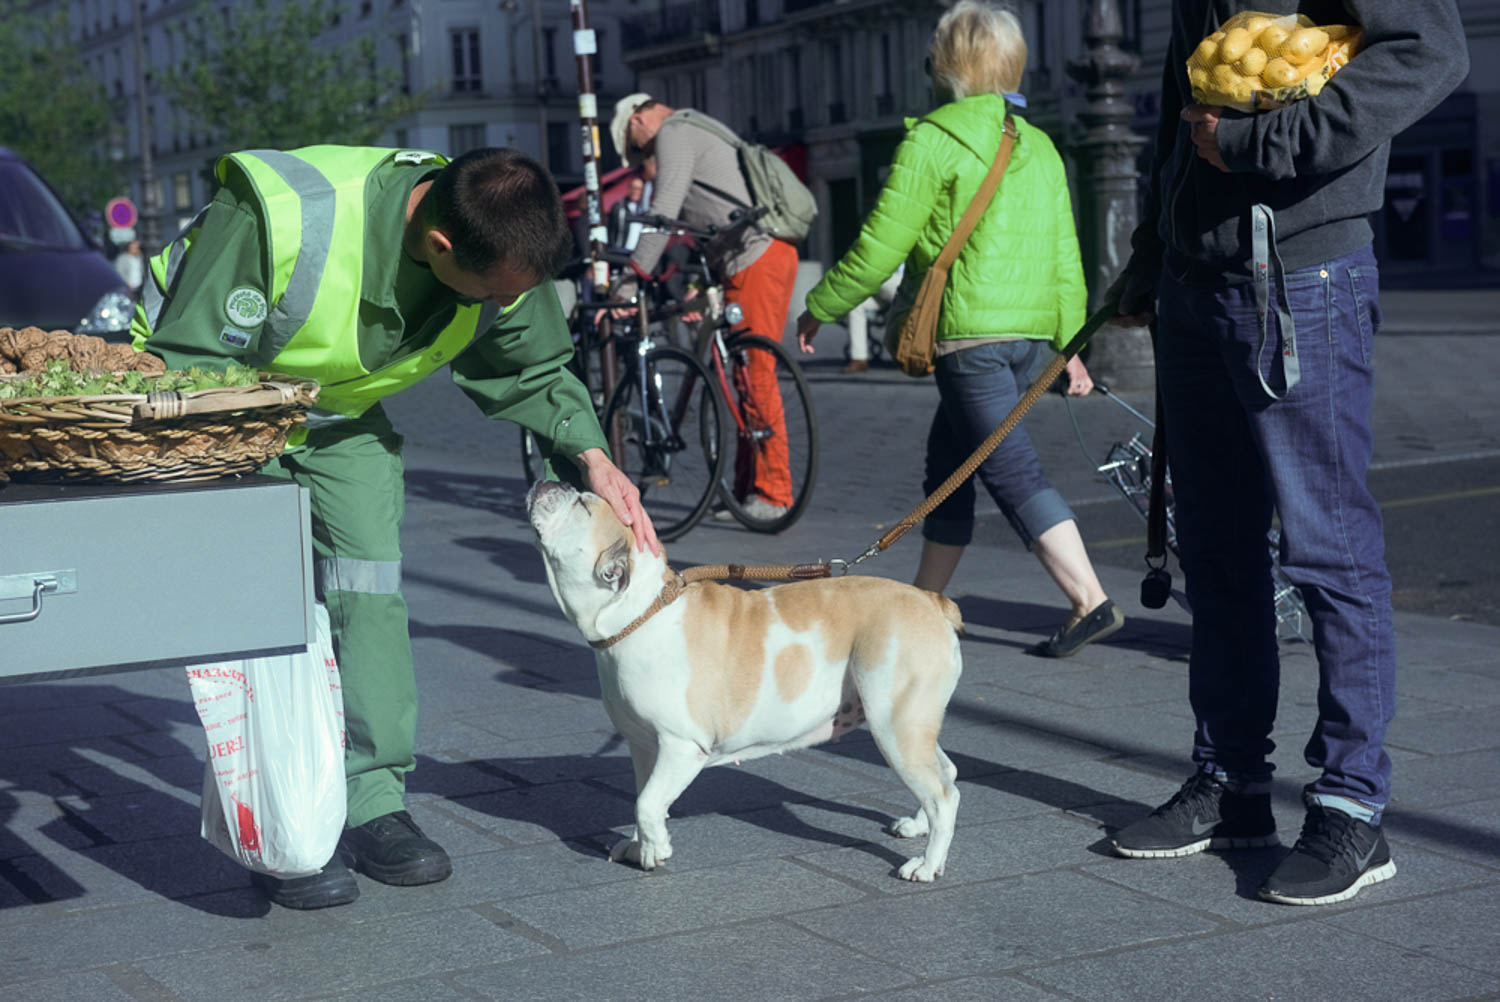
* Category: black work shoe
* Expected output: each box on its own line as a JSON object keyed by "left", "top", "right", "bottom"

{"left": 1030, "top": 599, "right": 1125, "bottom": 658}
{"left": 1259, "top": 804, "right": 1396, "bottom": 905}
{"left": 338, "top": 810, "right": 453, "bottom": 886}
{"left": 1112, "top": 770, "right": 1279, "bottom": 859}
{"left": 251, "top": 856, "right": 359, "bottom": 910}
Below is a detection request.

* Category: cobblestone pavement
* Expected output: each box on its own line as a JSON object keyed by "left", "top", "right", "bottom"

{"left": 1, "top": 290, "right": 1496, "bottom": 1001}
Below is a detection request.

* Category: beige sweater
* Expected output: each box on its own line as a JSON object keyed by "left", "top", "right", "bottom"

{"left": 628, "top": 110, "right": 772, "bottom": 279}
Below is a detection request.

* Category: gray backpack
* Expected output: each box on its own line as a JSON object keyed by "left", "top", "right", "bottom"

{"left": 675, "top": 111, "right": 818, "bottom": 243}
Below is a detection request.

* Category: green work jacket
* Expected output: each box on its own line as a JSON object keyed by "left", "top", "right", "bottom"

{"left": 804, "top": 94, "right": 1086, "bottom": 350}
{"left": 131, "top": 145, "right": 604, "bottom": 460}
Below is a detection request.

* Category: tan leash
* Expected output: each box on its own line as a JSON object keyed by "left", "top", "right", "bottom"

{"left": 590, "top": 303, "right": 1120, "bottom": 650}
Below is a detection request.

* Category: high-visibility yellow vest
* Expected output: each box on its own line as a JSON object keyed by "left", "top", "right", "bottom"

{"left": 132, "top": 146, "right": 525, "bottom": 431}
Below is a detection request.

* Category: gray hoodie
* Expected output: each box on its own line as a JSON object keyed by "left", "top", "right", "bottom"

{"left": 1119, "top": 0, "right": 1468, "bottom": 303}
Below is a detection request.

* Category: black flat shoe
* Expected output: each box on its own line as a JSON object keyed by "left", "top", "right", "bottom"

{"left": 251, "top": 856, "right": 359, "bottom": 910}
{"left": 338, "top": 810, "right": 453, "bottom": 886}
{"left": 1030, "top": 599, "right": 1125, "bottom": 658}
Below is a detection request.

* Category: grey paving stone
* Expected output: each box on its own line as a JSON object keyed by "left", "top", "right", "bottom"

{"left": 852, "top": 975, "right": 1070, "bottom": 1001}
{"left": 418, "top": 729, "right": 635, "bottom": 787}
{"left": 452, "top": 920, "right": 915, "bottom": 1001}
{"left": 1387, "top": 707, "right": 1500, "bottom": 755}
{"left": 606, "top": 799, "right": 889, "bottom": 874}
{"left": 795, "top": 811, "right": 1110, "bottom": 893}
{"left": 1385, "top": 798, "right": 1500, "bottom": 871}
{"left": 0, "top": 703, "right": 148, "bottom": 751}
{"left": 591, "top": 749, "right": 906, "bottom": 820}
{"left": 134, "top": 906, "right": 548, "bottom": 1000}
{"left": 1398, "top": 666, "right": 1500, "bottom": 708}
{"left": 789, "top": 870, "right": 1218, "bottom": 980}
{"left": 1323, "top": 884, "right": 1500, "bottom": 976}
{"left": 0, "top": 969, "right": 142, "bottom": 1001}
{"left": 1080, "top": 839, "right": 1490, "bottom": 925}
{"left": 446, "top": 781, "right": 634, "bottom": 846}
{"left": 494, "top": 857, "right": 870, "bottom": 950}
{"left": 338, "top": 841, "right": 650, "bottom": 916}
{"left": 1025, "top": 919, "right": 1500, "bottom": 1002}
{"left": 319, "top": 979, "right": 477, "bottom": 1002}
{"left": 1386, "top": 748, "right": 1500, "bottom": 810}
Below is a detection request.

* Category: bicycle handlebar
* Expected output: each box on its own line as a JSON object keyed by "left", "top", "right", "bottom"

{"left": 625, "top": 205, "right": 769, "bottom": 242}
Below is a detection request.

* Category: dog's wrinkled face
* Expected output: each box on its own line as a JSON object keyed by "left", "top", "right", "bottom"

{"left": 526, "top": 480, "right": 636, "bottom": 631}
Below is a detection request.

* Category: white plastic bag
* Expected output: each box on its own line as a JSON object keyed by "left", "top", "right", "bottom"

{"left": 185, "top": 603, "right": 346, "bottom": 877}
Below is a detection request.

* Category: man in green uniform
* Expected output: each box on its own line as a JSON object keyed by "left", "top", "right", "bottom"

{"left": 133, "top": 145, "right": 658, "bottom": 909}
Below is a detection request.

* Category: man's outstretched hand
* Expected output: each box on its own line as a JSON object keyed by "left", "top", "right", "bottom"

{"left": 576, "top": 447, "right": 661, "bottom": 555}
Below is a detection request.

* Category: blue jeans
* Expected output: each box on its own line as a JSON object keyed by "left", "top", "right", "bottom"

{"left": 1157, "top": 244, "right": 1395, "bottom": 818}
{"left": 922, "top": 340, "right": 1074, "bottom": 549}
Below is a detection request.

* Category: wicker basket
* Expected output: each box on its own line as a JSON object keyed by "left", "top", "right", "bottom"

{"left": 0, "top": 375, "right": 320, "bottom": 484}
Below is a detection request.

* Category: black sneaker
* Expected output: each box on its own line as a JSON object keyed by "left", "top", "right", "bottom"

{"left": 1259, "top": 804, "right": 1396, "bottom": 905}
{"left": 338, "top": 810, "right": 453, "bottom": 886}
{"left": 1112, "top": 770, "right": 1279, "bottom": 859}
{"left": 251, "top": 856, "right": 359, "bottom": 910}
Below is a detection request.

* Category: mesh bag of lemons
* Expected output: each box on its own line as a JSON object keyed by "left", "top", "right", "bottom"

{"left": 1187, "top": 11, "right": 1363, "bottom": 112}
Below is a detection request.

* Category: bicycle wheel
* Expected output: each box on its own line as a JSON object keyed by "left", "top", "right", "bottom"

{"left": 712, "top": 332, "right": 818, "bottom": 533}
{"left": 601, "top": 344, "right": 728, "bottom": 542}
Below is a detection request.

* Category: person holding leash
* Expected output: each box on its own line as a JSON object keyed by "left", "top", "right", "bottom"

{"left": 1107, "top": 0, "right": 1468, "bottom": 904}
{"left": 797, "top": 0, "right": 1122, "bottom": 658}
{"left": 131, "top": 145, "right": 658, "bottom": 910}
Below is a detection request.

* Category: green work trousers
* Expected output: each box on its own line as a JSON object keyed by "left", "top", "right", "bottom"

{"left": 261, "top": 405, "right": 415, "bottom": 829}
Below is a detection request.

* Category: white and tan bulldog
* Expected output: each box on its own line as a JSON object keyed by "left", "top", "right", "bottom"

{"left": 526, "top": 479, "right": 964, "bottom": 881}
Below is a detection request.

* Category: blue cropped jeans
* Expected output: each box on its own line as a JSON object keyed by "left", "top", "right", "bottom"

{"left": 1156, "top": 244, "right": 1396, "bottom": 820}
{"left": 921, "top": 339, "right": 1075, "bottom": 549}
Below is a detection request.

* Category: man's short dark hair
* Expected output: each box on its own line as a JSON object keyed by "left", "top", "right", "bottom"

{"left": 425, "top": 147, "right": 573, "bottom": 279}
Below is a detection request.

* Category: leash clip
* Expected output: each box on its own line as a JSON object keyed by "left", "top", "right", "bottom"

{"left": 826, "top": 558, "right": 850, "bottom": 577}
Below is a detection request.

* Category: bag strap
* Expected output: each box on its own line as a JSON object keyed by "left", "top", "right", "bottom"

{"left": 933, "top": 117, "right": 1017, "bottom": 271}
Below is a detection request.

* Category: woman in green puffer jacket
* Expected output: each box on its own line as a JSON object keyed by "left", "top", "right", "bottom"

{"left": 796, "top": 0, "right": 1121, "bottom": 657}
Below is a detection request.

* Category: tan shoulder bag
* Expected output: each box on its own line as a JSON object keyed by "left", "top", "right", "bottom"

{"left": 890, "top": 118, "right": 1018, "bottom": 378}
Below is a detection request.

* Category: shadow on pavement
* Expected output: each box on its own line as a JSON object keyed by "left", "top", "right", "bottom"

{"left": 956, "top": 594, "right": 1193, "bottom": 657}
{"left": 404, "top": 467, "right": 529, "bottom": 518}
{"left": 0, "top": 683, "right": 268, "bottom": 918}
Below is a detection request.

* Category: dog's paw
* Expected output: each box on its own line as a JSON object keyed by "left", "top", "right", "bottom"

{"left": 608, "top": 836, "right": 672, "bottom": 870}
{"left": 898, "top": 855, "right": 944, "bottom": 882}
{"left": 891, "top": 813, "right": 930, "bottom": 838}
{"left": 608, "top": 836, "right": 643, "bottom": 865}
{"left": 638, "top": 839, "right": 672, "bottom": 870}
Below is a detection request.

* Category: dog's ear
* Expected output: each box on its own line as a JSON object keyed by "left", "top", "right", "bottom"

{"left": 593, "top": 538, "right": 632, "bottom": 593}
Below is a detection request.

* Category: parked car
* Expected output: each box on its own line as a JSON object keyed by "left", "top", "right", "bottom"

{"left": 0, "top": 146, "right": 134, "bottom": 341}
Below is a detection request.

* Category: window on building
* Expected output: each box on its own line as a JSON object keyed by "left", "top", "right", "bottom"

{"left": 547, "top": 121, "right": 573, "bottom": 175}
{"left": 543, "top": 27, "right": 558, "bottom": 87}
{"left": 448, "top": 123, "right": 486, "bottom": 155}
{"left": 173, "top": 172, "right": 193, "bottom": 211}
{"left": 397, "top": 33, "right": 411, "bottom": 94}
{"left": 450, "top": 27, "right": 482, "bottom": 93}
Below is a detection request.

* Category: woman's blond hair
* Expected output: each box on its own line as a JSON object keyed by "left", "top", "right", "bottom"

{"left": 928, "top": 0, "right": 1028, "bottom": 100}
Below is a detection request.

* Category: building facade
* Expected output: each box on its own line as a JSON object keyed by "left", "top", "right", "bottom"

{"left": 59, "top": 0, "right": 639, "bottom": 242}
{"left": 46, "top": 0, "right": 1500, "bottom": 274}
{"left": 622, "top": 0, "right": 1500, "bottom": 279}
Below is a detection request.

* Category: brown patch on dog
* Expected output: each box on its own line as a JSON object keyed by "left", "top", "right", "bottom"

{"left": 683, "top": 582, "right": 771, "bottom": 742}
{"left": 773, "top": 644, "right": 813, "bottom": 703}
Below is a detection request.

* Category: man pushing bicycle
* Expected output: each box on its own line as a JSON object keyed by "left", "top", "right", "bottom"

{"left": 609, "top": 93, "right": 801, "bottom": 522}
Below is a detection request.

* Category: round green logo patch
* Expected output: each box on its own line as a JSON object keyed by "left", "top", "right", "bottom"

{"left": 225, "top": 286, "right": 268, "bottom": 327}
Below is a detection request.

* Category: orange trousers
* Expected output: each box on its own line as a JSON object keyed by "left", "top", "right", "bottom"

{"left": 723, "top": 239, "right": 799, "bottom": 507}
